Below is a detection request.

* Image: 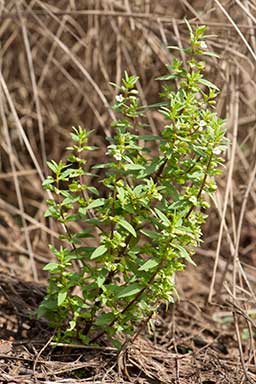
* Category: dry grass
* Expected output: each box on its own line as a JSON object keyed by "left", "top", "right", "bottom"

{"left": 0, "top": 0, "right": 256, "bottom": 382}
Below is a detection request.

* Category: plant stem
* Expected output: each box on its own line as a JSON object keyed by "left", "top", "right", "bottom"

{"left": 89, "top": 262, "right": 163, "bottom": 344}
{"left": 185, "top": 152, "right": 213, "bottom": 219}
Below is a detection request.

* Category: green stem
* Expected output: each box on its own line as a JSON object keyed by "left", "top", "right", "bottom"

{"left": 89, "top": 260, "right": 164, "bottom": 344}
{"left": 185, "top": 152, "right": 213, "bottom": 219}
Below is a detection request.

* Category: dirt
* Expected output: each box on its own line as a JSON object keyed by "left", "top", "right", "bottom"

{"left": 0, "top": 259, "right": 255, "bottom": 384}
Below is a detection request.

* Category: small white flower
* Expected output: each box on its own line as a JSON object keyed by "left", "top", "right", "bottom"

{"left": 199, "top": 120, "right": 207, "bottom": 127}
{"left": 113, "top": 152, "right": 122, "bottom": 161}
{"left": 213, "top": 148, "right": 222, "bottom": 155}
{"left": 200, "top": 41, "right": 207, "bottom": 49}
{"left": 115, "top": 94, "right": 124, "bottom": 103}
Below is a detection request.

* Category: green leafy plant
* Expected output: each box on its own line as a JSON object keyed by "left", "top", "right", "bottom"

{"left": 38, "top": 23, "right": 227, "bottom": 348}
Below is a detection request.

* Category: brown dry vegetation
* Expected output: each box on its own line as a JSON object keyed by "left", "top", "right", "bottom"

{"left": 0, "top": 1, "right": 256, "bottom": 383}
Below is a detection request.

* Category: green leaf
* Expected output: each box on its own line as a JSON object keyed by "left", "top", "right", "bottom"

{"left": 86, "top": 198, "right": 105, "bottom": 210}
{"left": 109, "top": 81, "right": 122, "bottom": 90}
{"left": 95, "top": 312, "right": 115, "bottom": 326}
{"left": 44, "top": 207, "right": 55, "bottom": 218}
{"left": 67, "top": 320, "right": 76, "bottom": 331}
{"left": 36, "top": 304, "right": 47, "bottom": 318}
{"left": 42, "top": 177, "right": 55, "bottom": 187}
{"left": 172, "top": 244, "right": 195, "bottom": 265}
{"left": 43, "top": 262, "right": 60, "bottom": 272}
{"left": 139, "top": 259, "right": 159, "bottom": 271}
{"left": 66, "top": 214, "right": 82, "bottom": 222}
{"left": 68, "top": 183, "right": 79, "bottom": 192}
{"left": 118, "top": 219, "right": 137, "bottom": 237}
{"left": 92, "top": 163, "right": 112, "bottom": 169}
{"left": 75, "top": 231, "right": 94, "bottom": 239}
{"left": 140, "top": 229, "right": 162, "bottom": 240}
{"left": 117, "top": 283, "right": 142, "bottom": 298}
{"left": 199, "top": 78, "right": 219, "bottom": 91}
{"left": 90, "top": 245, "right": 107, "bottom": 260}
{"left": 112, "top": 339, "right": 123, "bottom": 350}
{"left": 165, "top": 185, "right": 179, "bottom": 201}
{"left": 139, "top": 135, "right": 162, "bottom": 141}
{"left": 47, "top": 160, "right": 58, "bottom": 174}
{"left": 156, "top": 74, "right": 177, "bottom": 81}
{"left": 139, "top": 158, "right": 165, "bottom": 178}
{"left": 62, "top": 195, "right": 80, "bottom": 205}
{"left": 202, "top": 51, "right": 219, "bottom": 58}
{"left": 75, "top": 246, "right": 96, "bottom": 255}
{"left": 117, "top": 186, "right": 125, "bottom": 202}
{"left": 154, "top": 208, "right": 170, "bottom": 226}
{"left": 167, "top": 45, "right": 191, "bottom": 52}
{"left": 139, "top": 101, "right": 168, "bottom": 110}
{"left": 124, "top": 164, "right": 145, "bottom": 171}
{"left": 96, "top": 274, "right": 106, "bottom": 288}
{"left": 58, "top": 291, "right": 67, "bottom": 306}
{"left": 87, "top": 186, "right": 99, "bottom": 196}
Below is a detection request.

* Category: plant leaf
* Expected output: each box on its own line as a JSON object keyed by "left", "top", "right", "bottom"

{"left": 139, "top": 259, "right": 159, "bottom": 271}
{"left": 67, "top": 320, "right": 76, "bottom": 331}
{"left": 172, "top": 244, "right": 196, "bottom": 265}
{"left": 140, "top": 229, "right": 162, "bottom": 240}
{"left": 86, "top": 198, "right": 105, "bottom": 210}
{"left": 87, "top": 186, "right": 99, "bottom": 196}
{"left": 75, "top": 231, "right": 94, "bottom": 239}
{"left": 199, "top": 78, "right": 219, "bottom": 91}
{"left": 124, "top": 164, "right": 145, "bottom": 171}
{"left": 154, "top": 208, "right": 170, "bottom": 226}
{"left": 58, "top": 291, "right": 67, "bottom": 306}
{"left": 90, "top": 245, "right": 107, "bottom": 260}
{"left": 117, "top": 283, "right": 142, "bottom": 298}
{"left": 118, "top": 219, "right": 137, "bottom": 237}
{"left": 42, "top": 177, "right": 54, "bottom": 187}
{"left": 95, "top": 312, "right": 115, "bottom": 326}
{"left": 43, "top": 262, "right": 59, "bottom": 272}
{"left": 47, "top": 160, "right": 58, "bottom": 173}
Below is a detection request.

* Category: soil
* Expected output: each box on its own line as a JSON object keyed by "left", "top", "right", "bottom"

{"left": 0, "top": 258, "right": 255, "bottom": 383}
